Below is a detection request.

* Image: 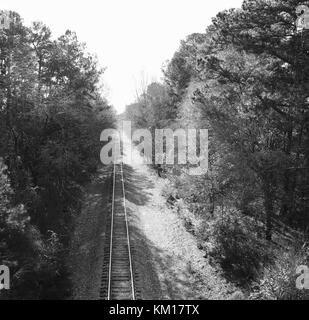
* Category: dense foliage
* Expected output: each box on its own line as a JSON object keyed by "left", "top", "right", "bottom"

{"left": 125, "top": 0, "right": 309, "bottom": 298}
{"left": 0, "top": 12, "right": 115, "bottom": 299}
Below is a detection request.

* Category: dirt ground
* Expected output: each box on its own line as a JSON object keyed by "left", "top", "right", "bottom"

{"left": 69, "top": 166, "right": 112, "bottom": 300}
{"left": 124, "top": 150, "right": 234, "bottom": 300}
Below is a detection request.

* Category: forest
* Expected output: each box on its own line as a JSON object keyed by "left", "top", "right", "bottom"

{"left": 1, "top": 0, "right": 309, "bottom": 300}
{"left": 0, "top": 11, "right": 116, "bottom": 298}
{"left": 124, "top": 0, "right": 309, "bottom": 299}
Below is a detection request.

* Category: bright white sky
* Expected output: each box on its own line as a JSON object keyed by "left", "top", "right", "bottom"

{"left": 2, "top": 0, "right": 243, "bottom": 113}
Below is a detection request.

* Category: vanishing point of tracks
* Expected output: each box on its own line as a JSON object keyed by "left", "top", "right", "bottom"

{"left": 100, "top": 161, "right": 137, "bottom": 300}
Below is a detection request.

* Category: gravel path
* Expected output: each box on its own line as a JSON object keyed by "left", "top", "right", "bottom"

{"left": 123, "top": 142, "right": 234, "bottom": 300}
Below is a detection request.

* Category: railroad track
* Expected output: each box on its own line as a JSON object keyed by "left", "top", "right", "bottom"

{"left": 100, "top": 162, "right": 136, "bottom": 300}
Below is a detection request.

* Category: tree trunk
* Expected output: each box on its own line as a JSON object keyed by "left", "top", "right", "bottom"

{"left": 264, "top": 181, "right": 274, "bottom": 241}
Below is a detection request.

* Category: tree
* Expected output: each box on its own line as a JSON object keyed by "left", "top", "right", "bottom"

{"left": 0, "top": 11, "right": 116, "bottom": 298}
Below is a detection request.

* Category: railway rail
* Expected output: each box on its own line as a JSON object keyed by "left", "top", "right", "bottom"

{"left": 100, "top": 162, "right": 136, "bottom": 300}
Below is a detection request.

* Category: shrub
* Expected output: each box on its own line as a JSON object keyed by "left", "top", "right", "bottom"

{"left": 229, "top": 291, "right": 246, "bottom": 300}
{"left": 210, "top": 210, "right": 272, "bottom": 284}
{"left": 250, "top": 247, "right": 309, "bottom": 300}
{"left": 0, "top": 159, "right": 71, "bottom": 299}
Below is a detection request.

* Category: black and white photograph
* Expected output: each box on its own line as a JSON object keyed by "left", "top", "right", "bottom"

{"left": 0, "top": 0, "right": 309, "bottom": 307}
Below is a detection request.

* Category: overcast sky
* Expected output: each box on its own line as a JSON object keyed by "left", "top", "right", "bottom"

{"left": 1, "top": 0, "right": 243, "bottom": 113}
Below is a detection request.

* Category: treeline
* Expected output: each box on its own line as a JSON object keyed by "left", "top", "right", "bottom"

{"left": 125, "top": 0, "right": 309, "bottom": 299}
{"left": 0, "top": 11, "right": 115, "bottom": 299}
